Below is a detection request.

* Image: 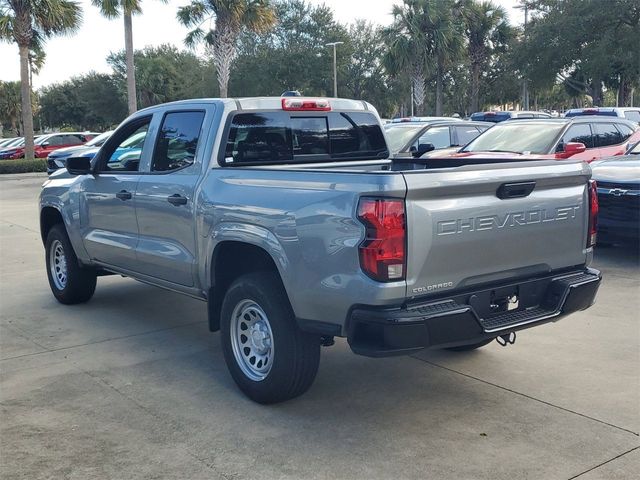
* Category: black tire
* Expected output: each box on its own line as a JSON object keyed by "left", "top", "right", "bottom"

{"left": 45, "top": 224, "right": 97, "bottom": 305}
{"left": 220, "top": 272, "right": 320, "bottom": 404}
{"left": 446, "top": 338, "right": 494, "bottom": 352}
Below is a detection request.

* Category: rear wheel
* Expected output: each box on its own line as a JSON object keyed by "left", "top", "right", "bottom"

{"left": 446, "top": 338, "right": 494, "bottom": 352}
{"left": 220, "top": 272, "right": 320, "bottom": 403}
{"left": 45, "top": 224, "right": 96, "bottom": 304}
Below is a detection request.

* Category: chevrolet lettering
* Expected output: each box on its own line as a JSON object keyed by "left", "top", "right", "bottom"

{"left": 437, "top": 205, "right": 581, "bottom": 236}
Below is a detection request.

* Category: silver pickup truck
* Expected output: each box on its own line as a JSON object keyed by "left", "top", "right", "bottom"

{"left": 40, "top": 97, "right": 601, "bottom": 403}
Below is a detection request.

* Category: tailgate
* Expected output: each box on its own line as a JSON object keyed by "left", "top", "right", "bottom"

{"left": 403, "top": 160, "right": 592, "bottom": 299}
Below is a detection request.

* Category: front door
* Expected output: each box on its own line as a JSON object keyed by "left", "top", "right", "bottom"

{"left": 80, "top": 117, "right": 153, "bottom": 268}
{"left": 134, "top": 110, "right": 208, "bottom": 286}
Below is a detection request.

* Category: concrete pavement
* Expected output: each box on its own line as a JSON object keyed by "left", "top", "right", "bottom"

{"left": 1, "top": 174, "right": 638, "bottom": 479}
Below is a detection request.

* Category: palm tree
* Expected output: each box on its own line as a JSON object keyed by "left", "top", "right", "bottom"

{"left": 178, "top": 0, "right": 277, "bottom": 98}
{"left": 383, "top": 2, "right": 429, "bottom": 115}
{"left": 0, "top": 1, "right": 81, "bottom": 159}
{"left": 0, "top": 81, "right": 22, "bottom": 135}
{"left": 422, "top": 0, "right": 463, "bottom": 115}
{"left": 463, "top": 0, "right": 508, "bottom": 112}
{"left": 91, "top": 1, "right": 166, "bottom": 114}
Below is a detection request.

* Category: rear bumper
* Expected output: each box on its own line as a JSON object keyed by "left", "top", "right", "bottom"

{"left": 347, "top": 268, "right": 601, "bottom": 357}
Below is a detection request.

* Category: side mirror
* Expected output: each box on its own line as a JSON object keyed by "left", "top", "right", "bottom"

{"left": 412, "top": 142, "right": 435, "bottom": 158}
{"left": 66, "top": 156, "right": 92, "bottom": 175}
{"left": 557, "top": 142, "right": 586, "bottom": 158}
{"left": 41, "top": 141, "right": 50, "bottom": 147}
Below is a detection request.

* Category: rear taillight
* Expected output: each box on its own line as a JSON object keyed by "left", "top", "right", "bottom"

{"left": 357, "top": 198, "right": 406, "bottom": 282}
{"left": 587, "top": 180, "right": 598, "bottom": 248}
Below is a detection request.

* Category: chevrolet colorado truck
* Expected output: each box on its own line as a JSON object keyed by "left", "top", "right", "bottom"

{"left": 40, "top": 97, "right": 602, "bottom": 403}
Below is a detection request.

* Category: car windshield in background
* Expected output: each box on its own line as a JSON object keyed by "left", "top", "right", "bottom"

{"left": 470, "top": 112, "right": 511, "bottom": 123}
{"left": 223, "top": 111, "right": 388, "bottom": 165}
{"left": 624, "top": 111, "right": 640, "bottom": 123}
{"left": 86, "top": 131, "right": 113, "bottom": 147}
{"left": 384, "top": 125, "right": 425, "bottom": 153}
{"left": 463, "top": 123, "right": 566, "bottom": 154}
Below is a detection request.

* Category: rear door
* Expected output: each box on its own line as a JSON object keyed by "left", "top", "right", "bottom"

{"left": 402, "top": 161, "right": 590, "bottom": 299}
{"left": 133, "top": 109, "right": 208, "bottom": 286}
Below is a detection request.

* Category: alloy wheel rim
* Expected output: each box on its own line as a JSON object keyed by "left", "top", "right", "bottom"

{"left": 49, "top": 240, "right": 67, "bottom": 290}
{"left": 230, "top": 300, "right": 274, "bottom": 381}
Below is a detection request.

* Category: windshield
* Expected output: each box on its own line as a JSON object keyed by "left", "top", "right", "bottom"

{"left": 86, "top": 131, "right": 113, "bottom": 147}
{"left": 462, "top": 123, "right": 566, "bottom": 154}
{"left": 384, "top": 125, "right": 424, "bottom": 153}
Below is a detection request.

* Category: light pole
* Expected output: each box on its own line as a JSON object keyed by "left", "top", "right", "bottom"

{"left": 325, "top": 42, "right": 344, "bottom": 97}
{"left": 514, "top": 1, "right": 531, "bottom": 110}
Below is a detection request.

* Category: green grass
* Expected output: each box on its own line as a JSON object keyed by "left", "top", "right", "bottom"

{"left": 0, "top": 158, "right": 47, "bottom": 174}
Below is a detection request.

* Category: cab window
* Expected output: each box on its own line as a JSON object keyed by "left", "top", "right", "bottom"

{"left": 151, "top": 111, "right": 205, "bottom": 172}
{"left": 99, "top": 118, "right": 151, "bottom": 172}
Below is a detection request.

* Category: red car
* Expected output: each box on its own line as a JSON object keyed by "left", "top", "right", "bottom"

{"left": 423, "top": 117, "right": 639, "bottom": 164}
{"left": 1, "top": 132, "right": 97, "bottom": 159}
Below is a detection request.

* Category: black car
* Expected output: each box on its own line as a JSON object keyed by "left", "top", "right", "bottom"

{"left": 591, "top": 141, "right": 640, "bottom": 245}
{"left": 384, "top": 120, "right": 491, "bottom": 158}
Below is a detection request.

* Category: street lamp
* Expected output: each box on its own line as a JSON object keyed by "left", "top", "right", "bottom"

{"left": 325, "top": 41, "right": 344, "bottom": 97}
{"left": 514, "top": 1, "right": 531, "bottom": 110}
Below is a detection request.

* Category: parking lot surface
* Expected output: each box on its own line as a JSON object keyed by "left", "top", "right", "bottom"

{"left": 1, "top": 174, "right": 638, "bottom": 479}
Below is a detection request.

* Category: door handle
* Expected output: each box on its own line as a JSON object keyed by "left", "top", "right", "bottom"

{"left": 496, "top": 181, "right": 536, "bottom": 199}
{"left": 116, "top": 190, "right": 132, "bottom": 201}
{"left": 167, "top": 194, "right": 188, "bottom": 206}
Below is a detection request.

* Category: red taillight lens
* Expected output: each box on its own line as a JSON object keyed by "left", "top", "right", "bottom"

{"left": 587, "top": 180, "right": 598, "bottom": 248}
{"left": 281, "top": 98, "right": 331, "bottom": 111}
{"left": 357, "top": 198, "right": 406, "bottom": 282}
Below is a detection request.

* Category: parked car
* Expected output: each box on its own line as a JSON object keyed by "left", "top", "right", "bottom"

{"left": 0, "top": 137, "right": 18, "bottom": 148}
{"left": 41, "top": 96, "right": 601, "bottom": 403}
{"left": 385, "top": 120, "right": 491, "bottom": 158}
{"left": 565, "top": 107, "right": 640, "bottom": 124}
{"left": 423, "top": 117, "right": 640, "bottom": 164}
{"left": 1, "top": 132, "right": 97, "bottom": 159}
{"left": 590, "top": 141, "right": 640, "bottom": 245}
{"left": 0, "top": 136, "right": 43, "bottom": 159}
{"left": 470, "top": 110, "right": 551, "bottom": 123}
{"left": 47, "top": 131, "right": 114, "bottom": 173}
{"left": 390, "top": 116, "right": 462, "bottom": 124}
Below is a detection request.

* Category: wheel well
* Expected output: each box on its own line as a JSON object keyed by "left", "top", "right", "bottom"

{"left": 40, "top": 207, "right": 64, "bottom": 244}
{"left": 208, "top": 241, "right": 281, "bottom": 332}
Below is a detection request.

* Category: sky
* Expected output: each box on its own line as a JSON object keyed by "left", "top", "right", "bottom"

{"left": 0, "top": 0, "right": 523, "bottom": 89}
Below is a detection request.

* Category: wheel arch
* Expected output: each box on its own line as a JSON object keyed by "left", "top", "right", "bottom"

{"left": 40, "top": 206, "right": 65, "bottom": 244}
{"left": 207, "top": 240, "right": 289, "bottom": 332}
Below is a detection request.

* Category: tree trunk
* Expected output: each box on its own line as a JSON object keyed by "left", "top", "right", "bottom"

{"left": 19, "top": 44, "right": 34, "bottom": 159}
{"left": 412, "top": 69, "right": 426, "bottom": 116}
{"left": 470, "top": 62, "right": 480, "bottom": 113}
{"left": 435, "top": 57, "right": 444, "bottom": 116}
{"left": 590, "top": 78, "right": 603, "bottom": 106}
{"left": 124, "top": 12, "right": 137, "bottom": 114}
{"left": 211, "top": 25, "right": 238, "bottom": 98}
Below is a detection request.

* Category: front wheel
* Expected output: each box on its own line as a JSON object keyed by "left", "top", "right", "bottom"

{"left": 220, "top": 272, "right": 320, "bottom": 404}
{"left": 45, "top": 225, "right": 96, "bottom": 304}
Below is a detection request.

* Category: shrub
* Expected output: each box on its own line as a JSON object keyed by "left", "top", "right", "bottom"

{"left": 0, "top": 158, "right": 47, "bottom": 174}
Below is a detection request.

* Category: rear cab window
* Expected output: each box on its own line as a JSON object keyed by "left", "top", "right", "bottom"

{"left": 222, "top": 111, "right": 387, "bottom": 165}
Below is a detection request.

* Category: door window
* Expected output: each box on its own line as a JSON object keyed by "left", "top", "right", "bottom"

{"left": 614, "top": 123, "right": 633, "bottom": 142}
{"left": 593, "top": 123, "right": 623, "bottom": 147}
{"left": 560, "top": 124, "right": 594, "bottom": 149}
{"left": 454, "top": 126, "right": 482, "bottom": 146}
{"left": 151, "top": 111, "right": 205, "bottom": 172}
{"left": 414, "top": 126, "right": 451, "bottom": 150}
{"left": 99, "top": 118, "right": 151, "bottom": 172}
